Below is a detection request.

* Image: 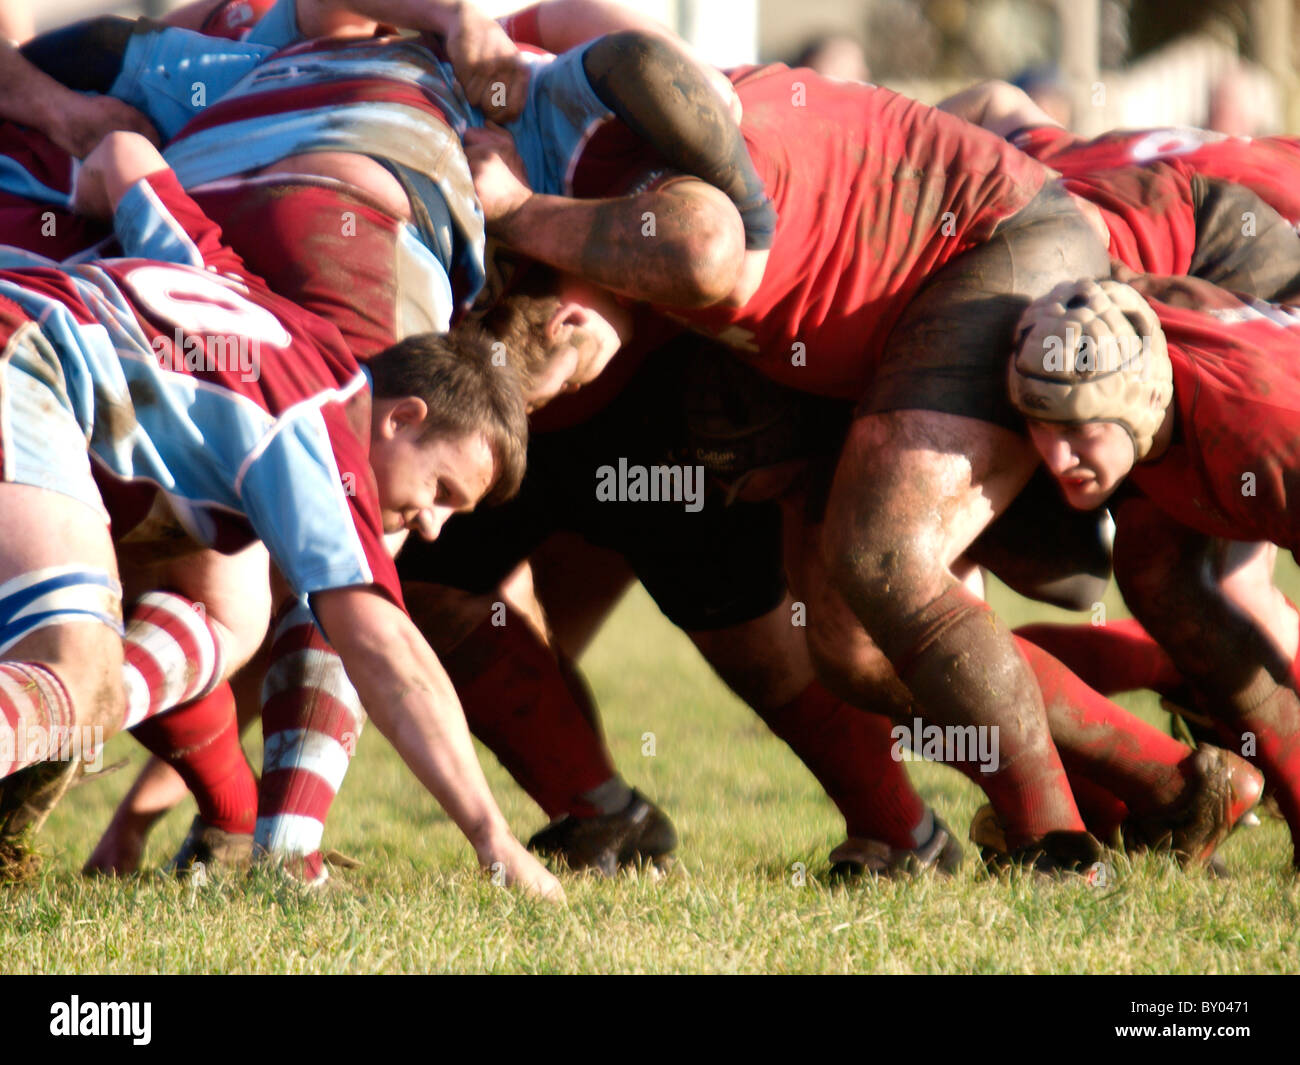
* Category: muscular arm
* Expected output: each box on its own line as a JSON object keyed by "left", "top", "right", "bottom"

{"left": 527, "top": 0, "right": 740, "bottom": 118}
{"left": 937, "top": 79, "right": 1061, "bottom": 140}
{"left": 492, "top": 177, "right": 745, "bottom": 308}
{"left": 312, "top": 586, "right": 561, "bottom": 895}
{"left": 0, "top": 0, "right": 32, "bottom": 43}
{"left": 0, "top": 34, "right": 157, "bottom": 157}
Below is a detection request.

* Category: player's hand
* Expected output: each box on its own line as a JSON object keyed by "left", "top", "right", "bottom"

{"left": 49, "top": 93, "right": 161, "bottom": 160}
{"left": 444, "top": 5, "right": 530, "bottom": 122}
{"left": 464, "top": 123, "right": 533, "bottom": 224}
{"left": 478, "top": 835, "right": 566, "bottom": 903}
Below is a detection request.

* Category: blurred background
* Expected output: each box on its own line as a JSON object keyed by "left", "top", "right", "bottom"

{"left": 15, "top": 0, "right": 1300, "bottom": 134}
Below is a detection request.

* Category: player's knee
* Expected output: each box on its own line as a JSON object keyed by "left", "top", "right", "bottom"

{"left": 0, "top": 565, "right": 126, "bottom": 732}
{"left": 823, "top": 510, "right": 926, "bottom": 626}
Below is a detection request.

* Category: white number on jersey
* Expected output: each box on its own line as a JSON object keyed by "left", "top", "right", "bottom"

{"left": 124, "top": 264, "right": 292, "bottom": 349}
{"left": 1128, "top": 127, "right": 1230, "bottom": 164}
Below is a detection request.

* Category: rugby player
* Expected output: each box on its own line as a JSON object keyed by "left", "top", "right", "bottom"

{"left": 455, "top": 295, "right": 1262, "bottom": 872}
{"left": 465, "top": 54, "right": 1144, "bottom": 868}
{"left": 944, "top": 76, "right": 1300, "bottom": 803}
{"left": 395, "top": 331, "right": 965, "bottom": 879}
{"left": 9, "top": 0, "right": 777, "bottom": 880}
{"left": 0, "top": 128, "right": 561, "bottom": 898}
{"left": 1008, "top": 272, "right": 1300, "bottom": 866}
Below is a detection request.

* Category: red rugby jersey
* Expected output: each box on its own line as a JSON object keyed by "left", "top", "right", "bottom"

{"left": 1013, "top": 123, "right": 1300, "bottom": 227}
{"left": 0, "top": 170, "right": 402, "bottom": 606}
{"left": 566, "top": 64, "right": 1050, "bottom": 399}
{"left": 1126, "top": 274, "right": 1300, "bottom": 551}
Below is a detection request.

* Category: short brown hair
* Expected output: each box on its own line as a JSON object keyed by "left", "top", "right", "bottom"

{"left": 367, "top": 328, "right": 528, "bottom": 504}
{"left": 478, "top": 266, "right": 564, "bottom": 388}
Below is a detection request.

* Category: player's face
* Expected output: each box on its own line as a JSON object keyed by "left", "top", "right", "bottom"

{"left": 371, "top": 414, "right": 497, "bottom": 541}
{"left": 1028, "top": 420, "right": 1135, "bottom": 509}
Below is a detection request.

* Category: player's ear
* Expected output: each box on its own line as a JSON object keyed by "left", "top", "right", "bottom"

{"left": 545, "top": 302, "right": 590, "bottom": 344}
{"left": 379, "top": 396, "right": 429, "bottom": 437}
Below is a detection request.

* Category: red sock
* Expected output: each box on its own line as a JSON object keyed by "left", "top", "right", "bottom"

{"left": 1229, "top": 666, "right": 1300, "bottom": 859}
{"left": 1015, "top": 617, "right": 1183, "bottom": 697}
{"left": 448, "top": 609, "right": 618, "bottom": 820}
{"left": 1015, "top": 635, "right": 1192, "bottom": 815}
{"left": 121, "top": 591, "right": 225, "bottom": 729}
{"left": 1066, "top": 773, "right": 1130, "bottom": 842}
{"left": 130, "top": 682, "right": 256, "bottom": 834}
{"left": 758, "top": 682, "right": 927, "bottom": 849}
{"left": 256, "top": 601, "right": 365, "bottom": 884}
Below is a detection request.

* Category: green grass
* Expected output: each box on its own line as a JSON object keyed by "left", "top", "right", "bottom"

{"left": 3, "top": 573, "right": 1299, "bottom": 974}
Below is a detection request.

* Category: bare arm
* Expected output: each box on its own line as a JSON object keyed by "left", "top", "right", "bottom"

{"left": 0, "top": 40, "right": 158, "bottom": 157}
{"left": 530, "top": 0, "right": 673, "bottom": 49}
{"left": 0, "top": 0, "right": 32, "bottom": 43}
{"left": 73, "top": 130, "right": 169, "bottom": 219}
{"left": 467, "top": 99, "right": 748, "bottom": 308}
{"left": 937, "top": 79, "right": 1061, "bottom": 140}
{"left": 485, "top": 164, "right": 745, "bottom": 308}
{"left": 312, "top": 585, "right": 564, "bottom": 898}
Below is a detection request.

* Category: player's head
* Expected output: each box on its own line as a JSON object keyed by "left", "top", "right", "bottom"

{"left": 1008, "top": 278, "right": 1174, "bottom": 509}
{"left": 367, "top": 329, "right": 528, "bottom": 540}
{"left": 481, "top": 267, "right": 630, "bottom": 411}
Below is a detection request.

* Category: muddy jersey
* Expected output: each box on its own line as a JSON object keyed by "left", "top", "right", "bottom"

{"left": 0, "top": 170, "right": 401, "bottom": 605}
{"left": 160, "top": 33, "right": 485, "bottom": 315}
{"left": 1125, "top": 274, "right": 1300, "bottom": 550}
{"left": 187, "top": 174, "right": 452, "bottom": 358}
{"left": 557, "top": 63, "right": 1051, "bottom": 399}
{"left": 0, "top": 123, "right": 105, "bottom": 260}
{"left": 1060, "top": 161, "right": 1200, "bottom": 276}
{"left": 1011, "top": 123, "right": 1300, "bottom": 228}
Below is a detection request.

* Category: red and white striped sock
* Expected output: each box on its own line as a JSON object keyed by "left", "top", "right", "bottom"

{"left": 255, "top": 601, "right": 364, "bottom": 884}
{"left": 120, "top": 591, "right": 225, "bottom": 730}
{"left": 0, "top": 663, "right": 74, "bottom": 778}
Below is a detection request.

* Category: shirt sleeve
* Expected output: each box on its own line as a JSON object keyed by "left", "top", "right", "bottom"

{"left": 505, "top": 41, "right": 612, "bottom": 196}
{"left": 107, "top": 23, "right": 274, "bottom": 141}
{"left": 114, "top": 170, "right": 259, "bottom": 282}
{"left": 238, "top": 395, "right": 405, "bottom": 609}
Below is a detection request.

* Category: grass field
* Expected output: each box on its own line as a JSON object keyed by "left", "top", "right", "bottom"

{"left": 3, "top": 572, "right": 1299, "bottom": 974}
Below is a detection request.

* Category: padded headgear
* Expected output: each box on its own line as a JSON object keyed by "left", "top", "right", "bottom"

{"left": 1008, "top": 279, "right": 1174, "bottom": 459}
